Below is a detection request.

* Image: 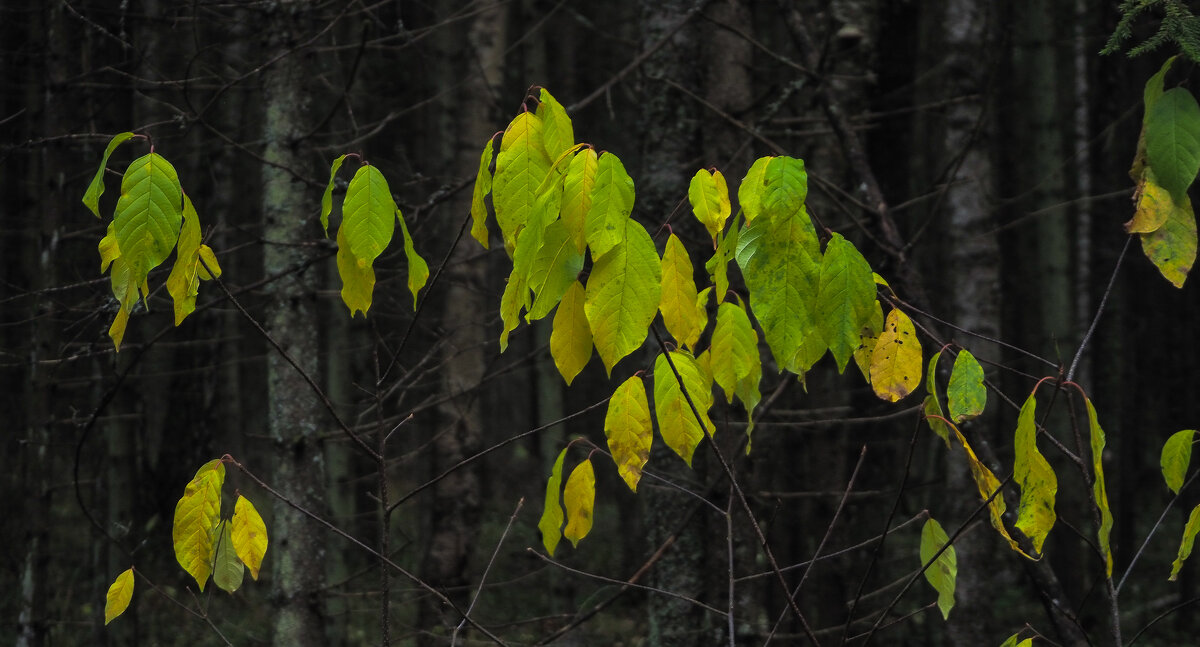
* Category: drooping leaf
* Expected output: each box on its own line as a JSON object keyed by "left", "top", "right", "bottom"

{"left": 952, "top": 425, "right": 1028, "bottom": 557}
{"left": 528, "top": 220, "right": 584, "bottom": 321}
{"left": 869, "top": 308, "right": 922, "bottom": 402}
{"left": 585, "top": 152, "right": 636, "bottom": 259}
{"left": 537, "top": 88, "right": 574, "bottom": 161}
{"left": 711, "top": 301, "right": 759, "bottom": 402}
{"left": 815, "top": 233, "right": 876, "bottom": 373}
{"left": 1161, "top": 429, "right": 1196, "bottom": 494}
{"left": 922, "top": 350, "right": 952, "bottom": 447}
{"left": 948, "top": 350, "right": 987, "bottom": 423}
{"left": 1138, "top": 188, "right": 1197, "bottom": 287}
{"left": 659, "top": 233, "right": 704, "bottom": 350}
{"left": 550, "top": 280, "right": 592, "bottom": 385}
{"left": 397, "top": 209, "right": 429, "bottom": 308}
{"left": 231, "top": 495, "right": 268, "bottom": 580}
{"left": 605, "top": 376, "right": 653, "bottom": 492}
{"left": 1013, "top": 394, "right": 1058, "bottom": 555}
{"left": 1127, "top": 170, "right": 1174, "bottom": 233}
{"left": 705, "top": 218, "right": 740, "bottom": 303}
{"left": 336, "top": 225, "right": 375, "bottom": 317}
{"left": 165, "top": 194, "right": 220, "bottom": 325}
{"left": 688, "top": 168, "right": 731, "bottom": 240}
{"left": 83, "top": 132, "right": 135, "bottom": 219}
{"left": 172, "top": 459, "right": 225, "bottom": 591}
{"left": 584, "top": 220, "right": 662, "bottom": 374}
{"left": 735, "top": 346, "right": 763, "bottom": 453}
{"left": 1083, "top": 397, "right": 1114, "bottom": 577}
{"left": 341, "top": 165, "right": 397, "bottom": 265}
{"left": 1146, "top": 87, "right": 1200, "bottom": 201}
{"left": 113, "top": 152, "right": 184, "bottom": 298}
{"left": 510, "top": 168, "right": 565, "bottom": 312}
{"left": 498, "top": 270, "right": 528, "bottom": 352}
{"left": 212, "top": 520, "right": 244, "bottom": 594}
{"left": 320, "top": 154, "right": 348, "bottom": 236}
{"left": 104, "top": 568, "right": 134, "bottom": 625}
{"left": 852, "top": 299, "right": 884, "bottom": 384}
{"left": 654, "top": 350, "right": 715, "bottom": 466}
{"left": 760, "top": 156, "right": 808, "bottom": 221}
{"left": 1170, "top": 503, "right": 1200, "bottom": 581}
{"left": 563, "top": 459, "right": 596, "bottom": 548}
{"left": 737, "top": 156, "right": 772, "bottom": 223}
{"left": 562, "top": 147, "right": 598, "bottom": 253}
{"left": 920, "top": 518, "right": 957, "bottom": 620}
{"left": 493, "top": 111, "right": 551, "bottom": 256}
{"left": 470, "top": 137, "right": 496, "bottom": 249}
{"left": 538, "top": 448, "right": 568, "bottom": 556}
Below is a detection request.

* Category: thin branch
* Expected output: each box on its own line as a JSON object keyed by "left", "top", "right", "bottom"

{"left": 453, "top": 498, "right": 524, "bottom": 646}
{"left": 1067, "top": 236, "right": 1132, "bottom": 383}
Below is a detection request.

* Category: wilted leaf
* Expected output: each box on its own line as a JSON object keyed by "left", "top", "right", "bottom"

{"left": 397, "top": 209, "right": 428, "bottom": 308}
{"left": 605, "top": 376, "right": 653, "bottom": 492}
{"left": 231, "top": 495, "right": 268, "bottom": 580}
{"left": 947, "top": 350, "right": 986, "bottom": 423}
{"left": 1161, "top": 429, "right": 1196, "bottom": 494}
{"left": 538, "top": 448, "right": 568, "bottom": 556}
{"left": 563, "top": 459, "right": 596, "bottom": 548}
{"left": 1146, "top": 87, "right": 1200, "bottom": 201}
{"left": 920, "top": 518, "right": 957, "bottom": 620}
{"left": 1171, "top": 503, "right": 1200, "bottom": 580}
{"left": 212, "top": 520, "right": 244, "bottom": 594}
{"left": 1138, "top": 189, "right": 1197, "bottom": 287}
{"left": 852, "top": 299, "right": 884, "bottom": 384}
{"left": 923, "top": 351, "right": 951, "bottom": 447}
{"left": 165, "top": 194, "right": 220, "bottom": 325}
{"left": 1083, "top": 397, "right": 1114, "bottom": 577}
{"left": 1127, "top": 171, "right": 1174, "bottom": 233}
{"left": 870, "top": 308, "right": 922, "bottom": 402}
{"left": 952, "top": 426, "right": 1028, "bottom": 558}
{"left": 1013, "top": 394, "right": 1057, "bottom": 555}
{"left": 104, "top": 568, "right": 134, "bottom": 625}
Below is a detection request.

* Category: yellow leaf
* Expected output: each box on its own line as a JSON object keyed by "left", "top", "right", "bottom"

{"left": 172, "top": 459, "right": 225, "bottom": 591}
{"left": 869, "top": 308, "right": 922, "bottom": 402}
{"left": 166, "top": 194, "right": 219, "bottom": 326}
{"left": 536, "top": 88, "right": 575, "bottom": 160}
{"left": 562, "top": 148, "right": 598, "bottom": 254}
{"left": 470, "top": 137, "right": 495, "bottom": 249}
{"left": 231, "top": 495, "right": 268, "bottom": 580}
{"left": 604, "top": 376, "right": 653, "bottom": 492}
{"left": 104, "top": 568, "right": 134, "bottom": 625}
{"left": 852, "top": 299, "right": 883, "bottom": 384}
{"left": 688, "top": 168, "right": 731, "bottom": 240}
{"left": 493, "top": 111, "right": 551, "bottom": 257}
{"left": 336, "top": 225, "right": 375, "bottom": 317}
{"left": 498, "top": 270, "right": 528, "bottom": 352}
{"left": 659, "top": 234, "right": 704, "bottom": 350}
{"left": 1013, "top": 394, "right": 1058, "bottom": 555}
{"left": 1170, "top": 503, "right": 1200, "bottom": 581}
{"left": 563, "top": 459, "right": 595, "bottom": 548}
{"left": 584, "top": 220, "right": 662, "bottom": 374}
{"left": 538, "top": 448, "right": 568, "bottom": 556}
{"left": 1127, "top": 170, "right": 1173, "bottom": 233}
{"left": 951, "top": 425, "right": 1031, "bottom": 559}
{"left": 654, "top": 350, "right": 714, "bottom": 466}
{"left": 1083, "top": 397, "right": 1114, "bottom": 577}
{"left": 550, "top": 280, "right": 592, "bottom": 384}
{"left": 711, "top": 301, "right": 758, "bottom": 402}
{"left": 1138, "top": 186, "right": 1197, "bottom": 288}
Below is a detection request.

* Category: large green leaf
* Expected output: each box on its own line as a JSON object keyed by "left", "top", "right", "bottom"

{"left": 114, "top": 152, "right": 184, "bottom": 287}
{"left": 538, "top": 448, "right": 568, "bottom": 556}
{"left": 1014, "top": 394, "right": 1058, "bottom": 555}
{"left": 654, "top": 350, "right": 714, "bottom": 466}
{"left": 562, "top": 148, "right": 598, "bottom": 253}
{"left": 815, "top": 233, "right": 875, "bottom": 373}
{"left": 1146, "top": 87, "right": 1200, "bottom": 201}
{"left": 1083, "top": 397, "right": 1114, "bottom": 578}
{"left": 584, "top": 220, "right": 662, "bottom": 374}
{"left": 947, "top": 350, "right": 986, "bottom": 423}
{"left": 585, "top": 152, "right": 635, "bottom": 258}
{"left": 659, "top": 233, "right": 704, "bottom": 350}
{"left": 605, "top": 376, "right": 653, "bottom": 492}
{"left": 760, "top": 156, "right": 807, "bottom": 221}
{"left": 493, "top": 111, "right": 551, "bottom": 256}
{"left": 1171, "top": 503, "right": 1200, "bottom": 581}
{"left": 341, "top": 165, "right": 397, "bottom": 265}
{"left": 920, "top": 518, "right": 957, "bottom": 620}
{"left": 83, "top": 132, "right": 135, "bottom": 219}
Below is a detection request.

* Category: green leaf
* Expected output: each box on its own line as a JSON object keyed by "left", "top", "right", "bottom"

{"left": 688, "top": 168, "right": 731, "bottom": 240}
{"left": 172, "top": 459, "right": 225, "bottom": 592}
{"left": 1138, "top": 187, "right": 1197, "bottom": 287}
{"left": 537, "top": 88, "right": 574, "bottom": 161}
{"left": 212, "top": 520, "right": 244, "bottom": 594}
{"left": 470, "top": 137, "right": 495, "bottom": 249}
{"left": 550, "top": 280, "right": 592, "bottom": 385}
{"left": 1144, "top": 56, "right": 1177, "bottom": 119}
{"left": 397, "top": 209, "right": 428, "bottom": 309}
{"left": 585, "top": 152, "right": 635, "bottom": 259}
{"left": 563, "top": 459, "right": 596, "bottom": 548}
{"left": 1146, "top": 87, "right": 1200, "bottom": 201}
{"left": 920, "top": 518, "right": 957, "bottom": 620}
{"left": 815, "top": 233, "right": 875, "bottom": 373}
{"left": 342, "top": 165, "right": 397, "bottom": 265}
{"left": 104, "top": 568, "right": 134, "bottom": 625}
{"left": 737, "top": 209, "right": 822, "bottom": 374}
{"left": 562, "top": 148, "right": 598, "bottom": 254}
{"left": 498, "top": 269, "right": 528, "bottom": 352}
{"left": 1170, "top": 503, "right": 1200, "bottom": 581}
{"left": 711, "top": 301, "right": 758, "bottom": 403}
{"left": 528, "top": 221, "right": 584, "bottom": 321}
{"left": 1161, "top": 429, "right": 1196, "bottom": 494}
{"left": 511, "top": 168, "right": 565, "bottom": 311}
{"left": 584, "top": 220, "right": 662, "bottom": 374}
{"left": 605, "top": 376, "right": 653, "bottom": 492}
{"left": 83, "top": 132, "right": 135, "bottom": 219}
{"left": 336, "top": 225, "right": 375, "bottom": 317}
{"left": 165, "top": 194, "right": 220, "bottom": 326}
{"left": 538, "top": 448, "right": 568, "bottom": 556}
{"left": 654, "top": 350, "right": 715, "bottom": 466}
{"left": 1013, "top": 393, "right": 1058, "bottom": 555}
{"left": 1083, "top": 397, "right": 1114, "bottom": 578}
{"left": 493, "top": 111, "right": 551, "bottom": 256}
{"left": 869, "top": 308, "right": 922, "bottom": 403}
{"left": 114, "top": 152, "right": 184, "bottom": 298}
{"left": 999, "top": 634, "right": 1034, "bottom": 647}
{"left": 659, "top": 233, "right": 704, "bottom": 350}
{"left": 922, "top": 350, "right": 952, "bottom": 447}
{"left": 1127, "top": 170, "right": 1174, "bottom": 234}
{"left": 947, "top": 350, "right": 986, "bottom": 423}
{"left": 760, "top": 156, "right": 807, "bottom": 221}
{"left": 320, "top": 154, "right": 348, "bottom": 236}
{"left": 735, "top": 345, "right": 763, "bottom": 453}
{"left": 231, "top": 495, "right": 268, "bottom": 581}
{"left": 737, "top": 156, "right": 772, "bottom": 223}
{"left": 705, "top": 217, "right": 740, "bottom": 303}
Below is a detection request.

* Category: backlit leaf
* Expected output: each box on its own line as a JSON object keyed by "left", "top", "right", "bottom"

{"left": 537, "top": 88, "right": 574, "bottom": 161}
{"left": 760, "top": 156, "right": 807, "bottom": 221}
{"left": 1013, "top": 394, "right": 1058, "bottom": 555}
{"left": 584, "top": 220, "right": 662, "bottom": 374}
{"left": 114, "top": 153, "right": 184, "bottom": 298}
{"left": 711, "top": 301, "right": 758, "bottom": 402}
{"left": 398, "top": 209, "right": 428, "bottom": 308}
{"left": 104, "top": 568, "right": 134, "bottom": 625}
{"left": 1083, "top": 397, "right": 1114, "bottom": 577}
{"left": 320, "top": 154, "right": 348, "bottom": 236}
{"left": 499, "top": 270, "right": 528, "bottom": 352}
{"left": 528, "top": 220, "right": 584, "bottom": 321}
{"left": 231, "top": 495, "right": 268, "bottom": 580}
{"left": 738, "top": 156, "right": 772, "bottom": 223}
{"left": 688, "top": 168, "right": 731, "bottom": 240}
{"left": 336, "top": 225, "right": 375, "bottom": 317}
{"left": 605, "top": 376, "right": 653, "bottom": 492}
{"left": 585, "top": 152, "right": 635, "bottom": 258}
{"left": 165, "top": 194, "right": 220, "bottom": 326}
{"left": 493, "top": 111, "right": 551, "bottom": 256}
{"left": 1161, "top": 429, "right": 1196, "bottom": 494}
{"left": 470, "top": 137, "right": 495, "bottom": 248}
{"left": 815, "top": 233, "right": 875, "bottom": 373}
{"left": 172, "top": 459, "right": 225, "bottom": 591}
{"left": 923, "top": 350, "right": 952, "bottom": 447}
{"left": 735, "top": 348, "right": 763, "bottom": 453}
{"left": 948, "top": 350, "right": 986, "bottom": 423}
{"left": 342, "top": 165, "right": 397, "bottom": 265}
{"left": 538, "top": 448, "right": 568, "bottom": 556}
{"left": 705, "top": 219, "right": 739, "bottom": 303}
{"left": 83, "top": 132, "right": 135, "bottom": 219}
{"left": 1138, "top": 188, "right": 1197, "bottom": 287}
{"left": 563, "top": 459, "right": 595, "bottom": 548}
{"left": 550, "top": 280, "right": 592, "bottom": 384}
{"left": 562, "top": 148, "right": 598, "bottom": 253}
{"left": 920, "top": 518, "right": 957, "bottom": 620}
{"left": 1170, "top": 503, "right": 1200, "bottom": 581}
{"left": 654, "top": 350, "right": 715, "bottom": 466}
{"left": 1146, "top": 87, "right": 1200, "bottom": 201}
{"left": 212, "top": 520, "right": 244, "bottom": 594}
{"left": 660, "top": 233, "right": 704, "bottom": 350}
{"left": 869, "top": 308, "right": 922, "bottom": 402}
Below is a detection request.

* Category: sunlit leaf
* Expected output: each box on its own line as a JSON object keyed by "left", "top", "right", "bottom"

{"left": 563, "top": 459, "right": 596, "bottom": 548}
{"left": 869, "top": 308, "right": 922, "bottom": 402}
{"left": 172, "top": 459, "right": 225, "bottom": 591}
{"left": 1161, "top": 429, "right": 1196, "bottom": 494}
{"left": 654, "top": 350, "right": 714, "bottom": 466}
{"left": 493, "top": 111, "right": 551, "bottom": 256}
{"left": 470, "top": 137, "right": 496, "bottom": 249}
{"left": 1013, "top": 393, "right": 1057, "bottom": 555}
{"left": 1083, "top": 397, "right": 1114, "bottom": 577}
{"left": 537, "top": 88, "right": 574, "bottom": 161}
{"left": 947, "top": 350, "right": 986, "bottom": 423}
{"left": 659, "top": 233, "right": 704, "bottom": 350}
{"left": 83, "top": 132, "right": 135, "bottom": 219}
{"left": 815, "top": 233, "right": 875, "bottom": 373}
{"left": 585, "top": 152, "right": 635, "bottom": 258}
{"left": 920, "top": 518, "right": 957, "bottom": 620}
{"left": 320, "top": 154, "right": 348, "bottom": 236}
{"left": 231, "top": 495, "right": 268, "bottom": 580}
{"left": 605, "top": 376, "right": 653, "bottom": 492}
{"left": 538, "top": 448, "right": 568, "bottom": 556}
{"left": 1127, "top": 170, "right": 1174, "bottom": 233}
{"left": 1171, "top": 503, "right": 1200, "bottom": 580}
{"left": 584, "top": 220, "right": 662, "bottom": 374}
{"left": 737, "top": 156, "right": 772, "bottom": 223}
{"left": 397, "top": 209, "right": 428, "bottom": 308}
{"left": 212, "top": 520, "right": 244, "bottom": 594}
{"left": 688, "top": 168, "right": 731, "bottom": 241}
{"left": 336, "top": 225, "right": 375, "bottom": 317}
{"left": 104, "top": 568, "right": 134, "bottom": 625}
{"left": 999, "top": 633, "right": 1034, "bottom": 647}
{"left": 1146, "top": 87, "right": 1200, "bottom": 201}
{"left": 550, "top": 280, "right": 592, "bottom": 385}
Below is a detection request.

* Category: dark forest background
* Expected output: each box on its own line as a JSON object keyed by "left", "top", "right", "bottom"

{"left": 3, "top": 1, "right": 1200, "bottom": 645}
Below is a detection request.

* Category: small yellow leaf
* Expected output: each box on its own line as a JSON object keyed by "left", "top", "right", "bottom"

{"left": 951, "top": 425, "right": 1031, "bottom": 559}
{"left": 604, "top": 376, "right": 653, "bottom": 492}
{"left": 336, "top": 226, "right": 375, "bottom": 317}
{"left": 231, "top": 495, "right": 268, "bottom": 580}
{"left": 550, "top": 280, "right": 592, "bottom": 384}
{"left": 654, "top": 350, "right": 715, "bottom": 466}
{"left": 1083, "top": 397, "right": 1114, "bottom": 577}
{"left": 172, "top": 459, "right": 225, "bottom": 591}
{"left": 166, "top": 194, "right": 219, "bottom": 325}
{"left": 1127, "top": 171, "right": 1173, "bottom": 233}
{"left": 538, "top": 448, "right": 568, "bottom": 556}
{"left": 659, "top": 234, "right": 704, "bottom": 350}
{"left": 1013, "top": 394, "right": 1058, "bottom": 555}
{"left": 563, "top": 459, "right": 596, "bottom": 548}
{"left": 104, "top": 568, "right": 134, "bottom": 625}
{"left": 869, "top": 308, "right": 922, "bottom": 402}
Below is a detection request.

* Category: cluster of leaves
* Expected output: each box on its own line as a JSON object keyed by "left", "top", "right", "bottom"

{"left": 104, "top": 459, "right": 269, "bottom": 625}
{"left": 1126, "top": 56, "right": 1199, "bottom": 288}
{"left": 83, "top": 133, "right": 222, "bottom": 350}
{"left": 1103, "top": 0, "right": 1200, "bottom": 62}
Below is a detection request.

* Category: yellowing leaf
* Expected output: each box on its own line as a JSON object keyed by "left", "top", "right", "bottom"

{"left": 104, "top": 568, "right": 134, "bottom": 625}
{"left": 1138, "top": 188, "right": 1197, "bottom": 287}
{"left": 470, "top": 137, "right": 495, "bottom": 249}
{"left": 212, "top": 520, "right": 244, "bottom": 594}
{"left": 659, "top": 234, "right": 704, "bottom": 350}
{"left": 585, "top": 152, "right": 636, "bottom": 259}
{"left": 528, "top": 220, "right": 584, "bottom": 321}
{"left": 815, "top": 233, "right": 876, "bottom": 373}
{"left": 947, "top": 350, "right": 986, "bottom": 423}
{"left": 952, "top": 425, "right": 1028, "bottom": 557}
{"left": 1161, "top": 429, "right": 1196, "bottom": 494}
{"left": 563, "top": 459, "right": 595, "bottom": 548}
{"left": 336, "top": 225, "right": 375, "bottom": 317}
{"left": 562, "top": 148, "right": 598, "bottom": 253}
{"left": 852, "top": 299, "right": 884, "bottom": 384}
{"left": 165, "top": 194, "right": 220, "bottom": 325}
{"left": 538, "top": 448, "right": 568, "bottom": 556}
{"left": 342, "top": 165, "right": 397, "bottom": 265}
{"left": 1127, "top": 171, "right": 1174, "bottom": 233}
{"left": 920, "top": 518, "right": 957, "bottom": 620}
{"left": 999, "top": 633, "right": 1034, "bottom": 647}
{"left": 584, "top": 220, "right": 662, "bottom": 374}
{"left": 83, "top": 132, "right": 135, "bottom": 219}
{"left": 605, "top": 376, "right": 653, "bottom": 492}
{"left": 1170, "top": 503, "right": 1200, "bottom": 581}
{"left": 320, "top": 154, "right": 348, "bottom": 236}
{"left": 550, "top": 280, "right": 592, "bottom": 384}
{"left": 1083, "top": 397, "right": 1114, "bottom": 577}
{"left": 493, "top": 111, "right": 551, "bottom": 256}
{"left": 1013, "top": 393, "right": 1058, "bottom": 555}
{"left": 760, "top": 156, "right": 807, "bottom": 221}
{"left": 737, "top": 156, "right": 772, "bottom": 223}
{"left": 923, "top": 350, "right": 952, "bottom": 447}
{"left": 711, "top": 301, "right": 758, "bottom": 402}
{"left": 397, "top": 209, "right": 428, "bottom": 308}
{"left": 231, "top": 495, "right": 268, "bottom": 580}
{"left": 705, "top": 219, "right": 739, "bottom": 304}
{"left": 869, "top": 308, "right": 922, "bottom": 402}
{"left": 498, "top": 270, "right": 528, "bottom": 352}
{"left": 172, "top": 459, "right": 225, "bottom": 591}
{"left": 537, "top": 88, "right": 574, "bottom": 161}
{"left": 654, "top": 350, "right": 714, "bottom": 466}
{"left": 688, "top": 168, "right": 731, "bottom": 240}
